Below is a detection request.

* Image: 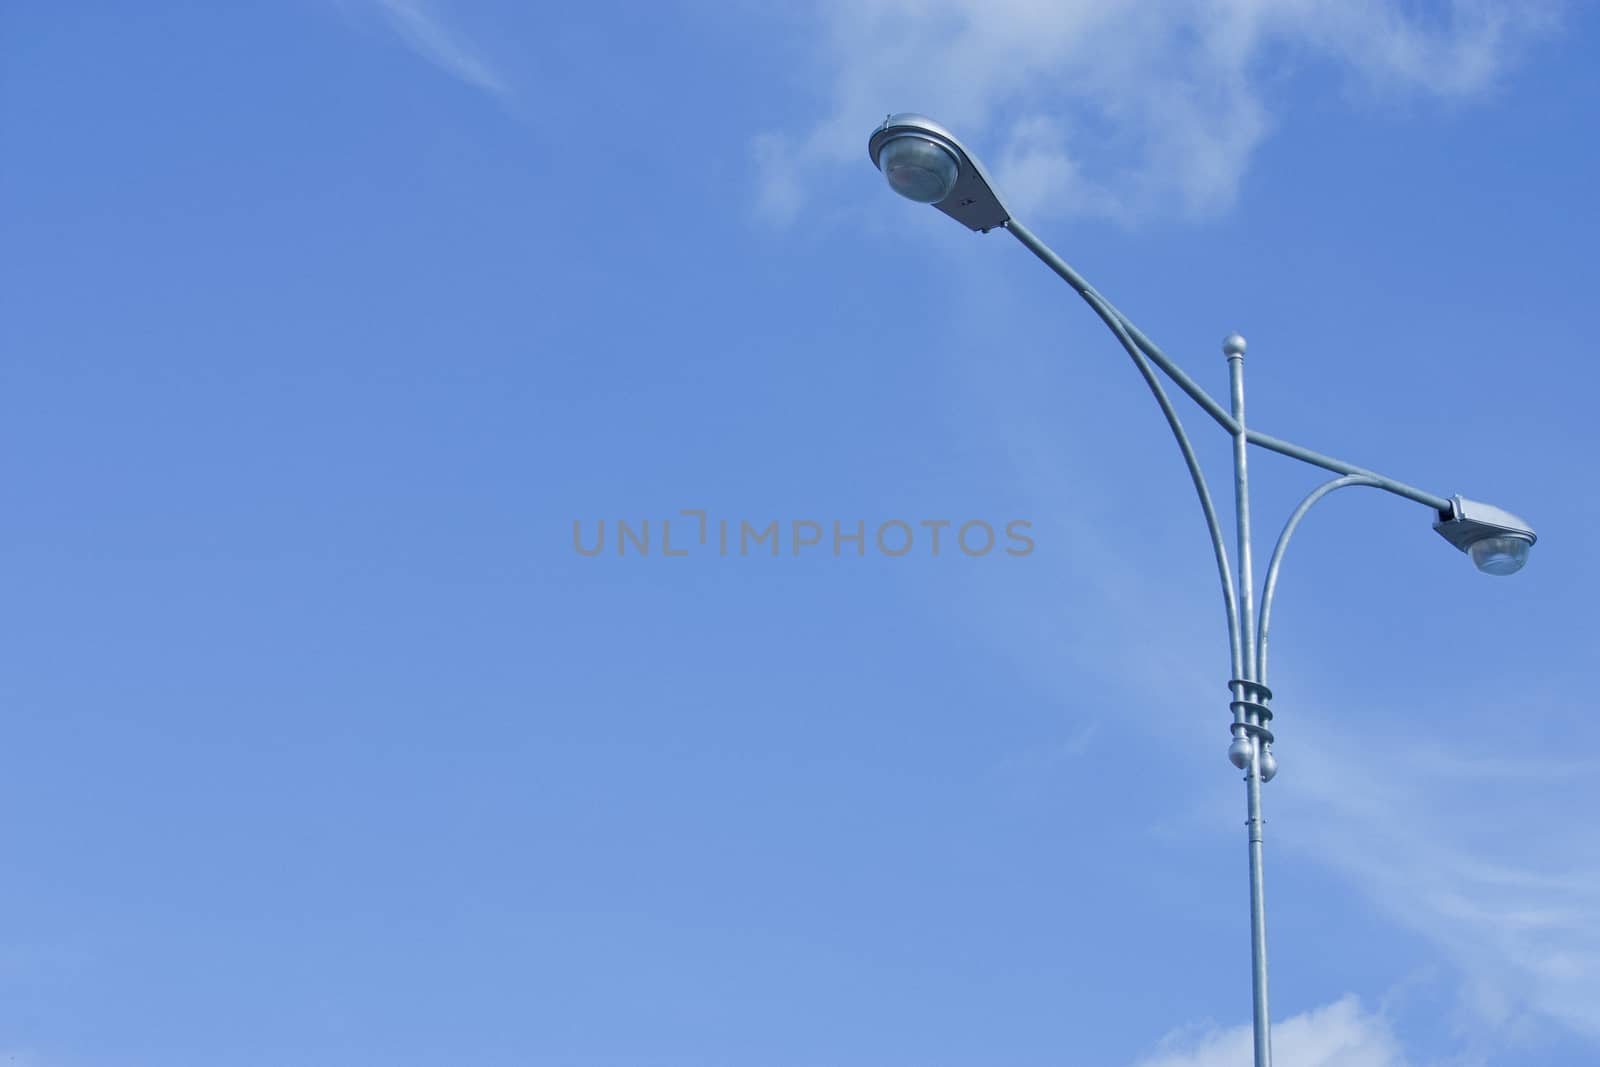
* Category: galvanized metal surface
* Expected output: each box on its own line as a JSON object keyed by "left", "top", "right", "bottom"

{"left": 1434, "top": 494, "right": 1538, "bottom": 551}
{"left": 1246, "top": 741, "right": 1272, "bottom": 1067}
{"left": 1257, "top": 475, "right": 1385, "bottom": 686}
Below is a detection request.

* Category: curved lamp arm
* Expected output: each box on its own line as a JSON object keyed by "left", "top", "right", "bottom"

{"left": 1256, "top": 476, "right": 1384, "bottom": 686}
{"left": 1002, "top": 219, "right": 1452, "bottom": 513}
{"left": 999, "top": 217, "right": 1456, "bottom": 684}
{"left": 999, "top": 218, "right": 1241, "bottom": 673}
{"left": 1080, "top": 288, "right": 1245, "bottom": 679}
{"left": 1005, "top": 220, "right": 1239, "bottom": 433}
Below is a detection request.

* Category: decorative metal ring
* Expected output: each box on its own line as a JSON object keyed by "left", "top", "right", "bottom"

{"left": 1229, "top": 679, "right": 1273, "bottom": 701}
{"left": 1230, "top": 699, "right": 1274, "bottom": 723}
{"left": 1230, "top": 720, "right": 1276, "bottom": 745}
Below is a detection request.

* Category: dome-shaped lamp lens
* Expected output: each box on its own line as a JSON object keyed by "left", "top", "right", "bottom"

{"left": 1468, "top": 534, "right": 1532, "bottom": 576}
{"left": 878, "top": 135, "right": 959, "bottom": 204}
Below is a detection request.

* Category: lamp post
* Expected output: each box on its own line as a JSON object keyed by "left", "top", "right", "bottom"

{"left": 866, "top": 113, "right": 1536, "bottom": 1067}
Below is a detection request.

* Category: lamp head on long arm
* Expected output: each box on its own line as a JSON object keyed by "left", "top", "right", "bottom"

{"left": 868, "top": 114, "right": 1010, "bottom": 232}
{"left": 1434, "top": 496, "right": 1537, "bottom": 575}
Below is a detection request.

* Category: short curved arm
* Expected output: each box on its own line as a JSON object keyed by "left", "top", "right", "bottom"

{"left": 1255, "top": 475, "right": 1384, "bottom": 685}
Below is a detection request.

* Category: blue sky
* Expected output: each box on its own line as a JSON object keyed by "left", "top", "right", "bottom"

{"left": 3, "top": 2, "right": 1598, "bottom": 1064}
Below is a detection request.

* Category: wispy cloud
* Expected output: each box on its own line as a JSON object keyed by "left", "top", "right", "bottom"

{"left": 360, "top": 0, "right": 510, "bottom": 99}
{"left": 754, "top": 0, "right": 1559, "bottom": 225}
{"left": 1132, "top": 995, "right": 1407, "bottom": 1067}
{"left": 1086, "top": 595, "right": 1600, "bottom": 1048}
{"left": 948, "top": 417, "right": 1600, "bottom": 1051}
{"left": 1283, "top": 710, "right": 1600, "bottom": 1044}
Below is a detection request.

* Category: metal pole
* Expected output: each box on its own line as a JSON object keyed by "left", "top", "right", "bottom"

{"left": 1225, "top": 333, "right": 1272, "bottom": 1067}
{"left": 1246, "top": 740, "right": 1271, "bottom": 1067}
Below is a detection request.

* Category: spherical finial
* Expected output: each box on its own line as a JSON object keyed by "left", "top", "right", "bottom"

{"left": 1222, "top": 333, "right": 1248, "bottom": 357}
{"left": 1227, "top": 735, "right": 1253, "bottom": 770}
{"left": 1259, "top": 746, "right": 1278, "bottom": 782}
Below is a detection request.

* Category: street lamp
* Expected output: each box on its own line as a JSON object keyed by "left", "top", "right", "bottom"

{"left": 1434, "top": 495, "right": 1537, "bottom": 575}
{"left": 866, "top": 112, "right": 1536, "bottom": 1067}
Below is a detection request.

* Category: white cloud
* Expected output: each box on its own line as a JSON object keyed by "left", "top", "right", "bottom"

{"left": 1133, "top": 995, "right": 1407, "bottom": 1067}
{"left": 1283, "top": 714, "right": 1600, "bottom": 1044}
{"left": 755, "top": 0, "right": 1558, "bottom": 225}
{"left": 361, "top": 0, "right": 510, "bottom": 99}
